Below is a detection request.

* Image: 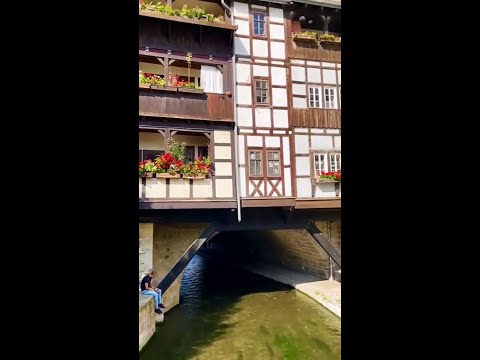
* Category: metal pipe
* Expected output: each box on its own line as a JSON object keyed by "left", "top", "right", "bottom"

{"left": 231, "top": 3, "right": 242, "bottom": 223}
{"left": 221, "top": 0, "right": 232, "bottom": 18}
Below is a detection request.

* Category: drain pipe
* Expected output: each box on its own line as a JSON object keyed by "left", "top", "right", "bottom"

{"left": 221, "top": 0, "right": 232, "bottom": 18}
{"left": 230, "top": 3, "right": 242, "bottom": 223}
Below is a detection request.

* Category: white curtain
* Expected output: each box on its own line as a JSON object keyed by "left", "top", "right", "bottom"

{"left": 200, "top": 65, "right": 223, "bottom": 94}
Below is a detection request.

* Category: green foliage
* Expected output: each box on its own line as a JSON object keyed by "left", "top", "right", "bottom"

{"left": 166, "top": 137, "right": 186, "bottom": 161}
{"left": 140, "top": 1, "right": 224, "bottom": 23}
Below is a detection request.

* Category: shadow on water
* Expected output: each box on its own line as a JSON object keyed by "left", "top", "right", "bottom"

{"left": 140, "top": 253, "right": 290, "bottom": 360}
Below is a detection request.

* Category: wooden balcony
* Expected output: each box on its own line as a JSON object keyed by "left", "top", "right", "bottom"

{"left": 291, "top": 108, "right": 341, "bottom": 129}
{"left": 139, "top": 87, "right": 234, "bottom": 122}
{"left": 287, "top": 37, "right": 341, "bottom": 62}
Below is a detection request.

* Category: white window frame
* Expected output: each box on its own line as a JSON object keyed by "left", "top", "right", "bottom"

{"left": 323, "top": 87, "right": 337, "bottom": 109}
{"left": 253, "top": 12, "right": 266, "bottom": 36}
{"left": 308, "top": 86, "right": 322, "bottom": 108}
{"left": 313, "top": 151, "right": 341, "bottom": 175}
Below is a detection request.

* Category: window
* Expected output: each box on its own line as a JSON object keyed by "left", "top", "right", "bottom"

{"left": 313, "top": 152, "right": 341, "bottom": 175}
{"left": 314, "top": 153, "right": 327, "bottom": 175}
{"left": 184, "top": 146, "right": 195, "bottom": 163}
{"left": 255, "top": 80, "right": 269, "bottom": 105}
{"left": 323, "top": 87, "right": 337, "bottom": 109}
{"left": 308, "top": 87, "right": 321, "bottom": 108}
{"left": 249, "top": 151, "right": 262, "bottom": 176}
{"left": 140, "top": 149, "right": 164, "bottom": 161}
{"left": 267, "top": 151, "right": 281, "bottom": 176}
{"left": 253, "top": 12, "right": 266, "bottom": 36}
{"left": 330, "top": 153, "right": 341, "bottom": 172}
{"left": 198, "top": 146, "right": 209, "bottom": 158}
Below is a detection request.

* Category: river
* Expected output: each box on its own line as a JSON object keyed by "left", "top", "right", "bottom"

{"left": 140, "top": 253, "right": 341, "bottom": 360}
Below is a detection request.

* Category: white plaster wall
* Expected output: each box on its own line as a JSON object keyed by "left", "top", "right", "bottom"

{"left": 145, "top": 179, "right": 167, "bottom": 198}
{"left": 215, "top": 179, "right": 233, "bottom": 198}
{"left": 272, "top": 88, "right": 287, "bottom": 107}
{"left": 215, "top": 162, "right": 232, "bottom": 176}
{"left": 236, "top": 63, "right": 251, "bottom": 83}
{"left": 296, "top": 178, "right": 312, "bottom": 198}
{"left": 192, "top": 179, "right": 213, "bottom": 198}
{"left": 307, "top": 67, "right": 321, "bottom": 83}
{"left": 292, "top": 83, "right": 306, "bottom": 95}
{"left": 270, "top": 24, "right": 285, "bottom": 40}
{"left": 237, "top": 85, "right": 252, "bottom": 105}
{"left": 291, "top": 66, "right": 305, "bottom": 82}
{"left": 214, "top": 146, "right": 232, "bottom": 160}
{"left": 236, "top": 19, "right": 250, "bottom": 36}
{"left": 273, "top": 109, "right": 288, "bottom": 128}
{"left": 265, "top": 136, "right": 280, "bottom": 148}
{"left": 247, "top": 135, "right": 263, "bottom": 147}
{"left": 235, "top": 37, "right": 250, "bottom": 56}
{"left": 307, "top": 61, "right": 321, "bottom": 67}
{"left": 282, "top": 137, "right": 290, "bottom": 165}
{"left": 293, "top": 97, "right": 307, "bottom": 108}
{"left": 337, "top": 70, "right": 341, "bottom": 84}
{"left": 271, "top": 67, "right": 286, "bottom": 86}
{"left": 295, "top": 135, "right": 309, "bottom": 154}
{"left": 269, "top": 7, "right": 284, "bottom": 23}
{"left": 296, "top": 157, "right": 310, "bottom": 176}
{"left": 334, "top": 136, "right": 341, "bottom": 150}
{"left": 311, "top": 135, "right": 334, "bottom": 150}
{"left": 322, "top": 69, "right": 337, "bottom": 84}
{"left": 253, "top": 39, "right": 269, "bottom": 58}
{"left": 214, "top": 131, "right": 231, "bottom": 144}
{"left": 291, "top": 59, "right": 305, "bottom": 65}
{"left": 314, "top": 183, "right": 337, "bottom": 198}
{"left": 255, "top": 108, "right": 271, "bottom": 127}
{"left": 238, "top": 135, "right": 245, "bottom": 165}
{"left": 237, "top": 107, "right": 253, "bottom": 127}
{"left": 322, "top": 62, "right": 336, "bottom": 68}
{"left": 169, "top": 179, "right": 190, "bottom": 198}
{"left": 270, "top": 42, "right": 286, "bottom": 59}
{"left": 253, "top": 65, "right": 269, "bottom": 77}
{"left": 233, "top": 1, "right": 249, "bottom": 17}
{"left": 283, "top": 168, "right": 292, "bottom": 197}
{"left": 239, "top": 167, "right": 247, "bottom": 197}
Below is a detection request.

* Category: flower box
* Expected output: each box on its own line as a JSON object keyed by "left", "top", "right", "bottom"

{"left": 178, "top": 87, "right": 204, "bottom": 94}
{"left": 150, "top": 85, "right": 178, "bottom": 92}
{"left": 182, "top": 175, "right": 207, "bottom": 180}
{"left": 319, "top": 40, "right": 341, "bottom": 45}
{"left": 293, "top": 34, "right": 317, "bottom": 42}
{"left": 155, "top": 173, "right": 181, "bottom": 179}
{"left": 314, "top": 179, "right": 340, "bottom": 184}
{"left": 141, "top": 172, "right": 154, "bottom": 178}
{"left": 139, "top": 83, "right": 150, "bottom": 89}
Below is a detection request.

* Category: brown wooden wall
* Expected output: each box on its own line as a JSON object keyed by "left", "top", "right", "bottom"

{"left": 285, "top": 19, "right": 341, "bottom": 62}
{"left": 139, "top": 89, "right": 234, "bottom": 122}
{"left": 291, "top": 109, "right": 341, "bottom": 129}
{"left": 139, "top": 16, "right": 234, "bottom": 58}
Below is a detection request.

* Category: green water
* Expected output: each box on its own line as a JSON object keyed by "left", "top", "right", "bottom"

{"left": 140, "top": 254, "right": 341, "bottom": 360}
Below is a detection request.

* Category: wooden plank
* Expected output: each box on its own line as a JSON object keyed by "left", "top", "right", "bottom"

{"left": 241, "top": 198, "right": 296, "bottom": 208}
{"left": 139, "top": 201, "right": 237, "bottom": 210}
{"left": 295, "top": 199, "right": 341, "bottom": 209}
{"left": 291, "top": 108, "right": 341, "bottom": 129}
{"left": 139, "top": 10, "right": 238, "bottom": 31}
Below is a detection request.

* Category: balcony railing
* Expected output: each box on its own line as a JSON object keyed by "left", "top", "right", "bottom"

{"left": 287, "top": 37, "right": 341, "bottom": 62}
{"left": 291, "top": 108, "right": 341, "bottom": 128}
{"left": 139, "top": 87, "right": 234, "bottom": 122}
